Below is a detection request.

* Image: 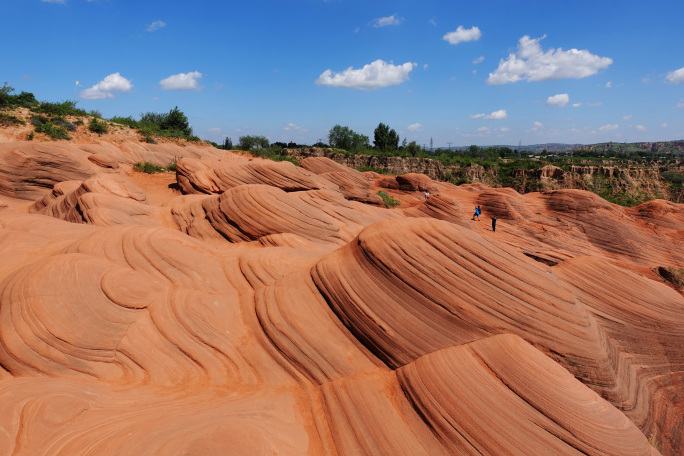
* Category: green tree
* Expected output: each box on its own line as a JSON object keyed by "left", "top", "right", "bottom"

{"left": 373, "top": 122, "right": 399, "bottom": 152}
{"left": 161, "top": 106, "right": 192, "bottom": 136}
{"left": 328, "top": 124, "right": 369, "bottom": 152}
{"left": 239, "top": 135, "right": 269, "bottom": 150}
{"left": 407, "top": 141, "right": 421, "bottom": 157}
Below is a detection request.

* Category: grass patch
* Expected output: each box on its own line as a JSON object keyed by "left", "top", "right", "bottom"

{"left": 378, "top": 190, "right": 400, "bottom": 208}
{"left": 133, "top": 161, "right": 165, "bottom": 174}
{"left": 88, "top": 117, "right": 109, "bottom": 134}
{"left": 0, "top": 112, "right": 26, "bottom": 126}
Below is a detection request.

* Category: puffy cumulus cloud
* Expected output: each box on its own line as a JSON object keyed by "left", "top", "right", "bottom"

{"left": 546, "top": 93, "right": 569, "bottom": 107}
{"left": 487, "top": 35, "right": 612, "bottom": 85}
{"left": 80, "top": 73, "right": 133, "bottom": 99}
{"left": 443, "top": 26, "right": 481, "bottom": 45}
{"left": 160, "top": 71, "right": 203, "bottom": 90}
{"left": 531, "top": 121, "right": 544, "bottom": 132}
{"left": 606, "top": 81, "right": 612, "bottom": 88}
{"left": 599, "top": 124, "right": 619, "bottom": 132}
{"left": 316, "top": 59, "right": 416, "bottom": 90}
{"left": 572, "top": 102, "right": 582, "bottom": 107}
{"left": 373, "top": 14, "right": 403, "bottom": 27}
{"left": 146, "top": 20, "right": 166, "bottom": 32}
{"left": 407, "top": 123, "right": 423, "bottom": 132}
{"left": 470, "top": 109, "right": 507, "bottom": 120}
{"left": 666, "top": 67, "right": 684, "bottom": 84}
{"left": 472, "top": 56, "right": 484, "bottom": 64}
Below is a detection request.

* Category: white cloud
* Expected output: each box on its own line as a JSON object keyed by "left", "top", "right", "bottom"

{"left": 500, "top": 127, "right": 511, "bottom": 132}
{"left": 487, "top": 35, "right": 612, "bottom": 85}
{"left": 546, "top": 93, "right": 569, "bottom": 107}
{"left": 677, "top": 99, "right": 684, "bottom": 108}
{"left": 534, "top": 121, "right": 543, "bottom": 128}
{"left": 80, "top": 73, "right": 133, "bottom": 99}
{"left": 429, "top": 18, "right": 437, "bottom": 27}
{"left": 423, "top": 64, "right": 429, "bottom": 70}
{"left": 635, "top": 125, "right": 646, "bottom": 131}
{"left": 623, "top": 114, "right": 632, "bottom": 120}
{"left": 588, "top": 101, "right": 603, "bottom": 107}
{"left": 572, "top": 102, "right": 582, "bottom": 108}
{"left": 477, "top": 126, "right": 490, "bottom": 133}
{"left": 599, "top": 124, "right": 619, "bottom": 131}
{"left": 407, "top": 123, "right": 423, "bottom": 132}
{"left": 470, "top": 109, "right": 507, "bottom": 120}
{"left": 666, "top": 67, "right": 684, "bottom": 84}
{"left": 443, "top": 26, "right": 481, "bottom": 45}
{"left": 146, "top": 20, "right": 166, "bottom": 32}
{"left": 373, "top": 14, "right": 403, "bottom": 28}
{"left": 472, "top": 56, "right": 484, "bottom": 65}
{"left": 486, "top": 109, "right": 507, "bottom": 119}
{"left": 283, "top": 123, "right": 308, "bottom": 132}
{"left": 606, "top": 81, "right": 612, "bottom": 88}
{"left": 316, "top": 59, "right": 416, "bottom": 90}
{"left": 160, "top": 71, "right": 203, "bottom": 90}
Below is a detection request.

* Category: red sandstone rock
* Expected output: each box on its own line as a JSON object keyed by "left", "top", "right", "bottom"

{"left": 0, "top": 138, "right": 680, "bottom": 455}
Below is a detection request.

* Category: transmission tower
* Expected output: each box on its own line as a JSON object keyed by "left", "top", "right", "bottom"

{"left": 430, "top": 137, "right": 434, "bottom": 151}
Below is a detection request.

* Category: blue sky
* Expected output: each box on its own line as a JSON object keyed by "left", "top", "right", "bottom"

{"left": 3, "top": 0, "right": 684, "bottom": 147}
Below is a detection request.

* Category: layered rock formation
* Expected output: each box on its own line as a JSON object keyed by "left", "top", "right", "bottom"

{"left": 0, "top": 135, "right": 682, "bottom": 455}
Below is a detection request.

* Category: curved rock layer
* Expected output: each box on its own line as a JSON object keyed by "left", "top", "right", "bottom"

{"left": 312, "top": 217, "right": 614, "bottom": 384}
{"left": 172, "top": 185, "right": 398, "bottom": 247}
{"left": 176, "top": 156, "right": 324, "bottom": 195}
{"left": 29, "top": 173, "right": 158, "bottom": 226}
{"left": 0, "top": 142, "right": 101, "bottom": 200}
{"left": 403, "top": 193, "right": 471, "bottom": 227}
{"left": 1, "top": 138, "right": 682, "bottom": 455}
{"left": 397, "top": 334, "right": 654, "bottom": 456}
{"left": 301, "top": 156, "right": 383, "bottom": 204}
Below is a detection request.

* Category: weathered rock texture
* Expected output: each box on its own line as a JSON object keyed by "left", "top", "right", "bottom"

{"left": 0, "top": 136, "right": 682, "bottom": 455}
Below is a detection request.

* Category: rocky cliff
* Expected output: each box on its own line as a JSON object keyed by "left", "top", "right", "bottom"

{"left": 284, "top": 148, "right": 683, "bottom": 205}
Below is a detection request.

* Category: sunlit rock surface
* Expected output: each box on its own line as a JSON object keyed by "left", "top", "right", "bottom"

{"left": 0, "top": 140, "right": 681, "bottom": 455}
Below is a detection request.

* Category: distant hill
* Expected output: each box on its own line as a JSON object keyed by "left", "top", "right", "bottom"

{"left": 446, "top": 141, "right": 684, "bottom": 154}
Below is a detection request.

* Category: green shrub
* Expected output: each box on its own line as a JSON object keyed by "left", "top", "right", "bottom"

{"left": 34, "top": 121, "right": 71, "bottom": 140}
{"left": 133, "top": 161, "right": 165, "bottom": 174}
{"left": 0, "top": 83, "right": 38, "bottom": 109}
{"left": 30, "top": 115, "right": 49, "bottom": 126}
{"left": 31, "top": 100, "right": 88, "bottom": 118}
{"left": 89, "top": 109, "right": 102, "bottom": 118}
{"left": 166, "top": 157, "right": 180, "bottom": 172}
{"left": 89, "top": 117, "right": 109, "bottom": 134}
{"left": 0, "top": 112, "right": 26, "bottom": 126}
{"left": 110, "top": 116, "right": 139, "bottom": 128}
{"left": 26, "top": 132, "right": 34, "bottom": 140}
{"left": 378, "top": 190, "right": 400, "bottom": 208}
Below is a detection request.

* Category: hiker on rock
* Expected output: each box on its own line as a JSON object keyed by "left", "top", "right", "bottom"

{"left": 424, "top": 190, "right": 430, "bottom": 200}
{"left": 472, "top": 205, "right": 481, "bottom": 221}
{"left": 492, "top": 215, "right": 497, "bottom": 232}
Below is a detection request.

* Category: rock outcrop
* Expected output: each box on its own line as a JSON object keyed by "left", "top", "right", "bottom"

{"left": 0, "top": 137, "right": 682, "bottom": 455}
